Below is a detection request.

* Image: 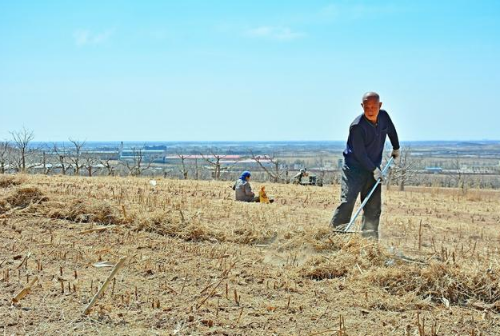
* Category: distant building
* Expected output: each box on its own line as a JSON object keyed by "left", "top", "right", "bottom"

{"left": 425, "top": 167, "right": 443, "bottom": 174}
{"left": 84, "top": 150, "right": 120, "bottom": 160}
{"left": 165, "top": 155, "right": 274, "bottom": 169}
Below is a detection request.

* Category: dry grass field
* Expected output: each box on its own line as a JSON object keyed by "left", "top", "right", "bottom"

{"left": 1, "top": 174, "right": 500, "bottom": 335}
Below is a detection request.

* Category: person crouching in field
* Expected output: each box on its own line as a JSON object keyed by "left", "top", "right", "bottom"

{"left": 233, "top": 171, "right": 260, "bottom": 202}
{"left": 330, "top": 92, "right": 400, "bottom": 239}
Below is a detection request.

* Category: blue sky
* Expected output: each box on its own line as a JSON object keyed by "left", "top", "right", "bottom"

{"left": 1, "top": 0, "right": 499, "bottom": 142}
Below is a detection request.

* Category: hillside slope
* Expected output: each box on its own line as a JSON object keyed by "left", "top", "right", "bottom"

{"left": 1, "top": 175, "right": 499, "bottom": 335}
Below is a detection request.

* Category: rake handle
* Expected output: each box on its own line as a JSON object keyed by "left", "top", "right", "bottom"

{"left": 343, "top": 156, "right": 394, "bottom": 232}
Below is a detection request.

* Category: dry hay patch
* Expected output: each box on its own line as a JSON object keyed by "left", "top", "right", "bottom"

{"left": 301, "top": 254, "right": 354, "bottom": 280}
{"left": 40, "top": 197, "right": 123, "bottom": 225}
{"left": 0, "top": 185, "right": 47, "bottom": 213}
{"left": 300, "top": 235, "right": 390, "bottom": 280}
{"left": 231, "top": 225, "right": 278, "bottom": 245}
{"left": 304, "top": 228, "right": 387, "bottom": 256}
{"left": 181, "top": 200, "right": 280, "bottom": 245}
{"left": 133, "top": 208, "right": 277, "bottom": 245}
{"left": 0, "top": 175, "right": 25, "bottom": 188}
{"left": 133, "top": 209, "right": 218, "bottom": 242}
{"left": 230, "top": 218, "right": 281, "bottom": 245}
{"left": 367, "top": 261, "right": 500, "bottom": 310}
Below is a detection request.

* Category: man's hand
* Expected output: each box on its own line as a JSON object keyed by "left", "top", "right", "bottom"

{"left": 391, "top": 149, "right": 400, "bottom": 159}
{"left": 373, "top": 167, "right": 384, "bottom": 181}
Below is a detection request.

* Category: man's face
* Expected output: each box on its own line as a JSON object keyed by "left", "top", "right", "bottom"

{"left": 361, "top": 97, "right": 382, "bottom": 123}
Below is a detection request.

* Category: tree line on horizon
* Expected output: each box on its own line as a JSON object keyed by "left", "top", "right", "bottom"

{"left": 2, "top": 127, "right": 500, "bottom": 191}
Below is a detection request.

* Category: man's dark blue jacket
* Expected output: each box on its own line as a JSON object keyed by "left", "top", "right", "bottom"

{"left": 343, "top": 109, "right": 399, "bottom": 172}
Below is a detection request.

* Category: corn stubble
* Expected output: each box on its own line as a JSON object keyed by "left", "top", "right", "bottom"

{"left": 0, "top": 174, "right": 499, "bottom": 335}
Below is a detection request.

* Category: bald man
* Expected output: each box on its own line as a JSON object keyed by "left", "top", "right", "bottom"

{"left": 330, "top": 92, "right": 400, "bottom": 239}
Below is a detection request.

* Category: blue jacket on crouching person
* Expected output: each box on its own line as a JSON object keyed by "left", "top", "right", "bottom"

{"left": 233, "top": 171, "right": 258, "bottom": 202}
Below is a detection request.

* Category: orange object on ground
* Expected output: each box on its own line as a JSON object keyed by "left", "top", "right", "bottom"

{"left": 259, "top": 186, "right": 270, "bottom": 204}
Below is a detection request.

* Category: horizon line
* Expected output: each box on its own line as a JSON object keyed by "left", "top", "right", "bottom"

{"left": 29, "top": 139, "right": 500, "bottom": 143}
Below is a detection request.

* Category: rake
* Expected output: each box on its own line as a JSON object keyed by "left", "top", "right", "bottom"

{"left": 340, "top": 156, "right": 394, "bottom": 233}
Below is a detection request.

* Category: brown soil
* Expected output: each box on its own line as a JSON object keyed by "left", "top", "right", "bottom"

{"left": 1, "top": 175, "right": 499, "bottom": 335}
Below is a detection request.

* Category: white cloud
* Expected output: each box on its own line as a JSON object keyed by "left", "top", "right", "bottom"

{"left": 245, "top": 26, "right": 306, "bottom": 41}
{"left": 73, "top": 29, "right": 115, "bottom": 47}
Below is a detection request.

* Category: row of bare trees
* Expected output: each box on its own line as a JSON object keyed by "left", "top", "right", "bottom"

{"left": 1, "top": 128, "right": 301, "bottom": 181}
{"left": 250, "top": 151, "right": 287, "bottom": 183}
{"left": 1, "top": 128, "right": 182, "bottom": 178}
{"left": 385, "top": 147, "right": 490, "bottom": 192}
{"left": 0, "top": 128, "right": 37, "bottom": 173}
{"left": 172, "top": 150, "right": 288, "bottom": 182}
{"left": 121, "top": 147, "right": 157, "bottom": 177}
{"left": 386, "top": 146, "right": 421, "bottom": 191}
{"left": 171, "top": 150, "right": 290, "bottom": 182}
{"left": 2, "top": 128, "right": 112, "bottom": 176}
{"left": 5, "top": 129, "right": 486, "bottom": 190}
{"left": 47, "top": 144, "right": 158, "bottom": 177}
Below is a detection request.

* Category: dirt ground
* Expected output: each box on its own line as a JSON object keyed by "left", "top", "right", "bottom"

{"left": 1, "top": 174, "right": 499, "bottom": 335}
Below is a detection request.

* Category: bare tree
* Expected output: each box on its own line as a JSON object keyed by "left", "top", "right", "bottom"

{"left": 121, "top": 146, "right": 154, "bottom": 177}
{"left": 176, "top": 152, "right": 189, "bottom": 179}
{"left": 96, "top": 149, "right": 119, "bottom": 176}
{"left": 450, "top": 153, "right": 469, "bottom": 193}
{"left": 0, "top": 141, "right": 11, "bottom": 174}
{"left": 41, "top": 151, "right": 52, "bottom": 175}
{"left": 52, "top": 143, "right": 70, "bottom": 175}
{"left": 388, "top": 147, "right": 421, "bottom": 191}
{"left": 100, "top": 158, "right": 116, "bottom": 176}
{"left": 83, "top": 154, "right": 100, "bottom": 177}
{"left": 69, "top": 139, "right": 86, "bottom": 175}
{"left": 194, "top": 156, "right": 200, "bottom": 180}
{"left": 10, "top": 127, "right": 35, "bottom": 172}
{"left": 200, "top": 149, "right": 226, "bottom": 180}
{"left": 29, "top": 143, "right": 53, "bottom": 175}
{"left": 250, "top": 151, "right": 285, "bottom": 183}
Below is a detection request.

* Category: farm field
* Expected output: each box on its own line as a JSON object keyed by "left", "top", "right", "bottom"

{"left": 1, "top": 174, "right": 500, "bottom": 335}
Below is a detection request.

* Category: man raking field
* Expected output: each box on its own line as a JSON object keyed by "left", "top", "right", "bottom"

{"left": 330, "top": 92, "right": 400, "bottom": 239}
